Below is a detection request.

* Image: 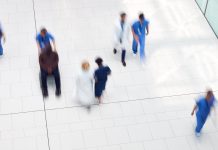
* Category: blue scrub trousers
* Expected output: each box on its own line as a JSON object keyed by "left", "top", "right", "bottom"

{"left": 195, "top": 113, "right": 206, "bottom": 133}
{"left": 0, "top": 42, "right": 3, "bottom": 55}
{"left": 132, "top": 35, "right": 145, "bottom": 61}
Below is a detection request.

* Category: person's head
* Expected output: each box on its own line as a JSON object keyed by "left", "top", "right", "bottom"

{"left": 139, "top": 13, "right": 145, "bottom": 23}
{"left": 120, "top": 12, "right": 126, "bottom": 22}
{"left": 206, "top": 90, "right": 214, "bottom": 101}
{"left": 40, "top": 28, "right": 47, "bottom": 37}
{"left": 95, "top": 57, "right": 103, "bottom": 67}
{"left": 81, "top": 61, "right": 90, "bottom": 71}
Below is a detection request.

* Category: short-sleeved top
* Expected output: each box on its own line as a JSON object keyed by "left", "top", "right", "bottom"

{"left": 36, "top": 33, "right": 54, "bottom": 49}
{"left": 196, "top": 96, "right": 215, "bottom": 119}
{"left": 94, "top": 66, "right": 111, "bottom": 88}
{"left": 132, "top": 19, "right": 149, "bottom": 37}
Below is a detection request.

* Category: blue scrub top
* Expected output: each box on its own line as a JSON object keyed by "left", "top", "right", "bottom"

{"left": 196, "top": 96, "right": 215, "bottom": 119}
{"left": 36, "top": 32, "right": 54, "bottom": 49}
{"left": 132, "top": 19, "right": 149, "bottom": 37}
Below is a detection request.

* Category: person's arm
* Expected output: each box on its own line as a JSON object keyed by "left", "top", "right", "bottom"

{"left": 48, "top": 33, "right": 56, "bottom": 51}
{"left": 2, "top": 32, "right": 6, "bottom": 43}
{"left": 94, "top": 72, "right": 98, "bottom": 83}
{"left": 146, "top": 24, "right": 149, "bottom": 35}
{"left": 36, "top": 41, "right": 42, "bottom": 55}
{"left": 191, "top": 104, "right": 197, "bottom": 116}
{"left": 131, "top": 25, "right": 139, "bottom": 43}
{"left": 107, "top": 67, "right": 111, "bottom": 75}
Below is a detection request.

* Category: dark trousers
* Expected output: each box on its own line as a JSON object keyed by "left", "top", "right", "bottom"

{"left": 40, "top": 67, "right": 61, "bottom": 91}
{"left": 121, "top": 49, "right": 126, "bottom": 62}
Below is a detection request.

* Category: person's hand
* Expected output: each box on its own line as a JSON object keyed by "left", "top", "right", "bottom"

{"left": 191, "top": 111, "right": 194, "bottom": 116}
{"left": 134, "top": 35, "right": 139, "bottom": 43}
{"left": 3, "top": 37, "right": 6, "bottom": 43}
{"left": 146, "top": 32, "right": 149, "bottom": 36}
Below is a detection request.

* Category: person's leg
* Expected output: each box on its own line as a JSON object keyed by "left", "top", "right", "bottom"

{"left": 52, "top": 67, "right": 61, "bottom": 96}
{"left": 195, "top": 114, "right": 205, "bottom": 134}
{"left": 41, "top": 69, "right": 48, "bottom": 96}
{"left": 132, "top": 38, "right": 138, "bottom": 54}
{"left": 121, "top": 49, "right": 126, "bottom": 66}
{"left": 139, "top": 36, "right": 145, "bottom": 63}
{"left": 113, "top": 41, "right": 119, "bottom": 54}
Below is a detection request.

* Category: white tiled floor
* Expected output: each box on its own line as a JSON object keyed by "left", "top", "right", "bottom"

{"left": 0, "top": 0, "right": 218, "bottom": 149}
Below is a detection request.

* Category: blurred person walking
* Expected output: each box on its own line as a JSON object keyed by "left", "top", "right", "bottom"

{"left": 76, "top": 61, "right": 95, "bottom": 110}
{"left": 0, "top": 22, "right": 6, "bottom": 56}
{"left": 131, "top": 13, "right": 149, "bottom": 65}
{"left": 191, "top": 90, "right": 216, "bottom": 137}
{"left": 94, "top": 57, "right": 111, "bottom": 104}
{"left": 113, "top": 12, "right": 131, "bottom": 67}
{"left": 39, "top": 45, "right": 61, "bottom": 97}
{"left": 36, "top": 28, "right": 56, "bottom": 54}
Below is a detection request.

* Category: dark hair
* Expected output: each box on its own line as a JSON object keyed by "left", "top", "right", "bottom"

{"left": 95, "top": 57, "right": 103, "bottom": 66}
{"left": 120, "top": 12, "right": 126, "bottom": 18}
{"left": 207, "top": 90, "right": 213, "bottom": 97}
{"left": 139, "top": 13, "right": 144, "bottom": 20}
{"left": 40, "top": 28, "right": 47, "bottom": 34}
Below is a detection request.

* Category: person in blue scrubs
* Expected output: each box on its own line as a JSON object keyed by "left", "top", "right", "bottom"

{"left": 36, "top": 28, "right": 56, "bottom": 54}
{"left": 94, "top": 57, "right": 111, "bottom": 104}
{"left": 0, "top": 23, "right": 6, "bottom": 56}
{"left": 191, "top": 90, "right": 216, "bottom": 137}
{"left": 131, "top": 13, "right": 149, "bottom": 64}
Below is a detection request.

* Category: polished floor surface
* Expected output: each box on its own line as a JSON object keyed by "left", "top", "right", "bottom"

{"left": 0, "top": 0, "right": 218, "bottom": 149}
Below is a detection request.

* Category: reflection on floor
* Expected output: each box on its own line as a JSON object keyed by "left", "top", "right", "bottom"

{"left": 0, "top": 0, "right": 218, "bottom": 149}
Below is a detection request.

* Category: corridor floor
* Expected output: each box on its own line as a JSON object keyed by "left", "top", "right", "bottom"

{"left": 0, "top": 0, "right": 218, "bottom": 149}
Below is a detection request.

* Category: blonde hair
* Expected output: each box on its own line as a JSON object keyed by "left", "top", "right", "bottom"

{"left": 81, "top": 61, "right": 90, "bottom": 71}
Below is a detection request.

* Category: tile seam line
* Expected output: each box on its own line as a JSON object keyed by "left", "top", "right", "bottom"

{"left": 31, "top": 0, "right": 50, "bottom": 149}
{"left": 1, "top": 89, "right": 218, "bottom": 116}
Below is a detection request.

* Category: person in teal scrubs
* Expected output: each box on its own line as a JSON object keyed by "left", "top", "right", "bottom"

{"left": 131, "top": 13, "right": 149, "bottom": 64}
{"left": 191, "top": 90, "right": 216, "bottom": 136}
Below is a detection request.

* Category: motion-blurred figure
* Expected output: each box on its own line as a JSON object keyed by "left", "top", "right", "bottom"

{"left": 0, "top": 22, "right": 6, "bottom": 56}
{"left": 191, "top": 90, "right": 216, "bottom": 137}
{"left": 113, "top": 12, "right": 130, "bottom": 67}
{"left": 36, "top": 28, "right": 56, "bottom": 54}
{"left": 94, "top": 57, "right": 111, "bottom": 104}
{"left": 76, "top": 61, "right": 95, "bottom": 110}
{"left": 39, "top": 45, "right": 61, "bottom": 97}
{"left": 131, "top": 13, "right": 149, "bottom": 65}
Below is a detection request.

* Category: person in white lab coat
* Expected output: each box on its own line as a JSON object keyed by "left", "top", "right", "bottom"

{"left": 113, "top": 12, "right": 131, "bottom": 67}
{"left": 76, "top": 61, "right": 95, "bottom": 110}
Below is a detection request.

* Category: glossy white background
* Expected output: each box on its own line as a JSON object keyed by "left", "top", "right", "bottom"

{"left": 0, "top": 0, "right": 218, "bottom": 149}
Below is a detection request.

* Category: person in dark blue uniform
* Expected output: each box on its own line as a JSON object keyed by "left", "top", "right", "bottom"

{"left": 94, "top": 57, "right": 111, "bottom": 103}
{"left": 191, "top": 90, "right": 216, "bottom": 137}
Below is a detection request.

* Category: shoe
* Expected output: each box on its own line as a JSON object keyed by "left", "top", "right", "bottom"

{"left": 42, "top": 89, "right": 48, "bottom": 98}
{"left": 195, "top": 132, "right": 201, "bottom": 137}
{"left": 113, "top": 49, "right": 117, "bottom": 54}
{"left": 133, "top": 53, "right": 136, "bottom": 57}
{"left": 55, "top": 89, "right": 61, "bottom": 97}
{"left": 122, "top": 61, "right": 126, "bottom": 67}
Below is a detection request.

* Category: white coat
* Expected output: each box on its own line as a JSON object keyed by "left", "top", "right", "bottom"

{"left": 114, "top": 20, "right": 131, "bottom": 51}
{"left": 76, "top": 70, "right": 94, "bottom": 106}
